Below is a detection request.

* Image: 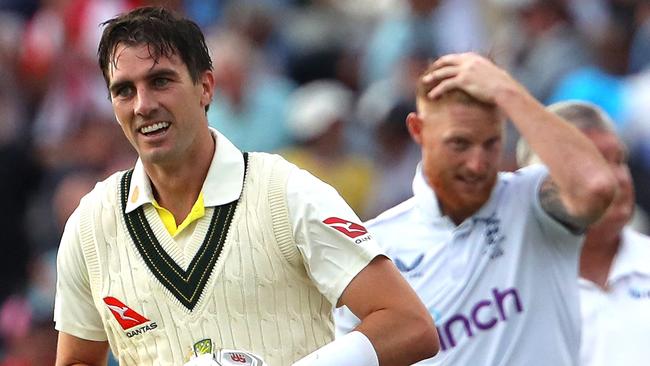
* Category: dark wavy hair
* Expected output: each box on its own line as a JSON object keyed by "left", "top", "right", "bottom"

{"left": 97, "top": 6, "right": 213, "bottom": 88}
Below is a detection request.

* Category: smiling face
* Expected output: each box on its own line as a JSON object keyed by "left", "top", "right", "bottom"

{"left": 107, "top": 43, "right": 214, "bottom": 167}
{"left": 408, "top": 100, "right": 502, "bottom": 223}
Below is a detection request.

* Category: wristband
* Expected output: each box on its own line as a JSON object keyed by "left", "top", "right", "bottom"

{"left": 292, "top": 331, "right": 379, "bottom": 366}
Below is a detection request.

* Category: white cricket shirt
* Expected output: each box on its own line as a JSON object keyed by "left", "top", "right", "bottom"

{"left": 335, "top": 164, "right": 583, "bottom": 366}
{"left": 55, "top": 128, "right": 383, "bottom": 342}
{"left": 579, "top": 227, "right": 650, "bottom": 366}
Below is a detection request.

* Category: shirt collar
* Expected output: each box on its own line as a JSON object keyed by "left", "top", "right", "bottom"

{"left": 412, "top": 163, "right": 445, "bottom": 224}
{"left": 412, "top": 162, "right": 500, "bottom": 226}
{"left": 125, "top": 127, "right": 245, "bottom": 213}
{"left": 608, "top": 227, "right": 650, "bottom": 281}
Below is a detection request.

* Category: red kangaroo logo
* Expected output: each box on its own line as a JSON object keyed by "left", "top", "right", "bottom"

{"left": 323, "top": 217, "right": 369, "bottom": 239}
{"left": 103, "top": 297, "right": 149, "bottom": 330}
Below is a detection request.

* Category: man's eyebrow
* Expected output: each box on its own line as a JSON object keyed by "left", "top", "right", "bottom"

{"left": 108, "top": 68, "right": 180, "bottom": 95}
{"left": 148, "top": 68, "right": 180, "bottom": 80}
{"left": 109, "top": 80, "right": 132, "bottom": 95}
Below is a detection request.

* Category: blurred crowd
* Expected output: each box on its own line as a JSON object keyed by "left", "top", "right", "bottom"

{"left": 1, "top": 0, "right": 649, "bottom": 363}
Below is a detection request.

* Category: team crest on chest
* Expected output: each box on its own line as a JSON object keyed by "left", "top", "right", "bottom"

{"left": 473, "top": 213, "right": 505, "bottom": 259}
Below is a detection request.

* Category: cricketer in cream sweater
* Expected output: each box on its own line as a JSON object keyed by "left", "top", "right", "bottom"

{"left": 55, "top": 128, "right": 405, "bottom": 365}
{"left": 55, "top": 7, "right": 439, "bottom": 366}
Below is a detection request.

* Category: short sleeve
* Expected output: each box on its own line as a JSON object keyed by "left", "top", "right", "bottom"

{"left": 516, "top": 165, "right": 583, "bottom": 248}
{"left": 54, "top": 207, "right": 107, "bottom": 341}
{"left": 286, "top": 168, "right": 384, "bottom": 305}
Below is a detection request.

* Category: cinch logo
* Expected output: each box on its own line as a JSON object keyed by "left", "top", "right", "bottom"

{"left": 323, "top": 217, "right": 369, "bottom": 239}
{"left": 103, "top": 297, "right": 157, "bottom": 338}
{"left": 437, "top": 287, "right": 523, "bottom": 351}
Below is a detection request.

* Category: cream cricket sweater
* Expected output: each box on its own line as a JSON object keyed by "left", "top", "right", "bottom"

{"left": 79, "top": 153, "right": 333, "bottom": 365}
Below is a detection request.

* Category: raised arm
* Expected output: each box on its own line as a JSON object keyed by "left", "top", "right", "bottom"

{"left": 425, "top": 53, "right": 616, "bottom": 230}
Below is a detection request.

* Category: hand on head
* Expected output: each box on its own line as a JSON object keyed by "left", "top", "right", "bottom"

{"left": 421, "top": 53, "right": 521, "bottom": 105}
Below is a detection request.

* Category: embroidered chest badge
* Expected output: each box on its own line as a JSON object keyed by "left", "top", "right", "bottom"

{"left": 473, "top": 213, "right": 505, "bottom": 259}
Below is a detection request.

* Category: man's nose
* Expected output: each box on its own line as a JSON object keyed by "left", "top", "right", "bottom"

{"left": 134, "top": 87, "right": 157, "bottom": 117}
{"left": 465, "top": 148, "right": 489, "bottom": 174}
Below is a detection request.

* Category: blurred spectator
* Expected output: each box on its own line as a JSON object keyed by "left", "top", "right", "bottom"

{"left": 357, "top": 46, "right": 431, "bottom": 122}
{"left": 629, "top": 0, "right": 650, "bottom": 73}
{"left": 0, "top": 143, "right": 41, "bottom": 307}
{"left": 222, "top": 1, "right": 290, "bottom": 74}
{"left": 548, "top": 19, "right": 633, "bottom": 128}
{"left": 0, "top": 0, "right": 39, "bottom": 19}
{"left": 281, "top": 0, "right": 358, "bottom": 86}
{"left": 362, "top": 100, "right": 420, "bottom": 218}
{"left": 0, "top": 293, "right": 57, "bottom": 366}
{"left": 207, "top": 30, "right": 295, "bottom": 152}
{"left": 183, "top": 0, "right": 223, "bottom": 28}
{"left": 517, "top": 100, "right": 650, "bottom": 365}
{"left": 1, "top": 0, "right": 650, "bottom": 362}
{"left": 27, "top": 0, "right": 127, "bottom": 158}
{"left": 360, "top": 0, "right": 485, "bottom": 87}
{"left": 505, "top": 0, "right": 590, "bottom": 101}
{"left": 0, "top": 11, "right": 27, "bottom": 144}
{"left": 622, "top": 68, "right": 650, "bottom": 223}
{"left": 281, "top": 80, "right": 376, "bottom": 218}
{"left": 0, "top": 170, "right": 96, "bottom": 365}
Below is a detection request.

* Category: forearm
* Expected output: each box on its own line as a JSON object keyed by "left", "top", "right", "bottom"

{"left": 355, "top": 308, "right": 438, "bottom": 366}
{"left": 56, "top": 358, "right": 107, "bottom": 366}
{"left": 322, "top": 257, "right": 439, "bottom": 365}
{"left": 56, "top": 333, "right": 109, "bottom": 366}
{"left": 294, "top": 311, "right": 437, "bottom": 366}
{"left": 495, "top": 86, "right": 616, "bottom": 219}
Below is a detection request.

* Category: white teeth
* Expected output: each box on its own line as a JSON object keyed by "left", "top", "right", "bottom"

{"left": 140, "top": 122, "right": 170, "bottom": 134}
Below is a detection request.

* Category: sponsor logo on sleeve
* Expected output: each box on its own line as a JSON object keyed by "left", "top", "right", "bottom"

{"left": 323, "top": 217, "right": 369, "bottom": 240}
{"left": 103, "top": 296, "right": 157, "bottom": 337}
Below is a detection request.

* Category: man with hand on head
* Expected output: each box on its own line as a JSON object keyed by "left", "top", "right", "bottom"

{"left": 518, "top": 101, "right": 650, "bottom": 366}
{"left": 53, "top": 6, "right": 439, "bottom": 366}
{"left": 335, "top": 53, "right": 617, "bottom": 365}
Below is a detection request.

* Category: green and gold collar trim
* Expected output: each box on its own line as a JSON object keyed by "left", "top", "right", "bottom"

{"left": 119, "top": 153, "right": 248, "bottom": 310}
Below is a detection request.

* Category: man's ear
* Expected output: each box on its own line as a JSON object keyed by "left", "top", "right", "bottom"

{"left": 406, "top": 112, "right": 424, "bottom": 145}
{"left": 199, "top": 70, "right": 216, "bottom": 108}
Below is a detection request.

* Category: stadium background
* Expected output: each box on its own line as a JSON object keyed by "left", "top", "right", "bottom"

{"left": 0, "top": 0, "right": 649, "bottom": 364}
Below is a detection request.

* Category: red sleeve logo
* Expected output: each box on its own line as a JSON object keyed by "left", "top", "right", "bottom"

{"left": 103, "top": 297, "right": 149, "bottom": 330}
{"left": 323, "top": 217, "right": 368, "bottom": 239}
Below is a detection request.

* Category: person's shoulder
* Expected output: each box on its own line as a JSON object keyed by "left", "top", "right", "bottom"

{"left": 366, "top": 197, "right": 417, "bottom": 230}
{"left": 624, "top": 227, "right": 650, "bottom": 254}
{"left": 247, "top": 152, "right": 302, "bottom": 182}
{"left": 495, "top": 165, "right": 549, "bottom": 202}
{"left": 248, "top": 151, "right": 295, "bottom": 167}
{"left": 78, "top": 170, "right": 128, "bottom": 209}
{"left": 619, "top": 228, "right": 650, "bottom": 276}
{"left": 500, "top": 164, "right": 548, "bottom": 184}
